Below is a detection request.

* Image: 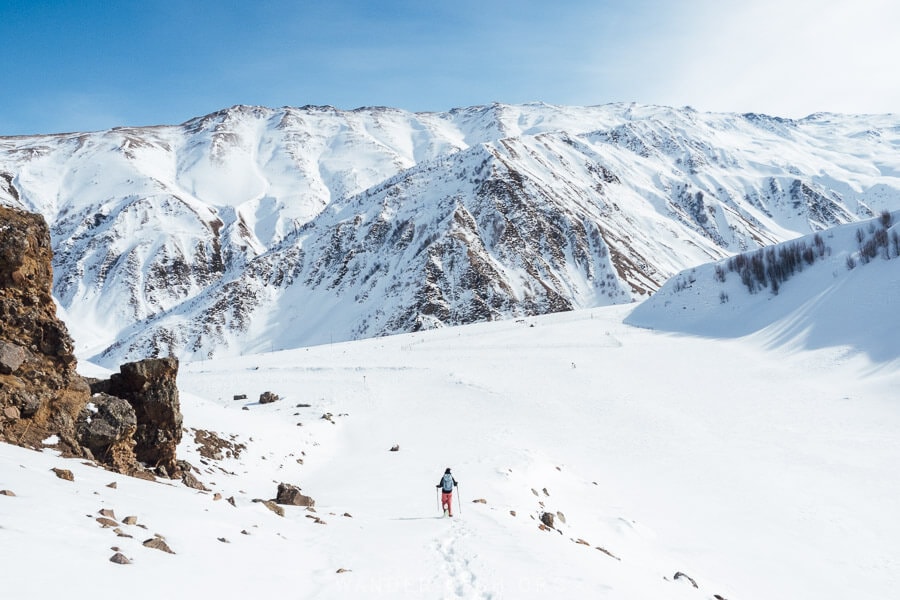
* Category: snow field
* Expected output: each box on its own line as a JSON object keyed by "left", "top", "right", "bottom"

{"left": 2, "top": 303, "right": 899, "bottom": 599}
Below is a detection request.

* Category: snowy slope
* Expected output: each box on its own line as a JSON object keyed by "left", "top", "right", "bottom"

{"left": 2, "top": 104, "right": 900, "bottom": 364}
{"left": 2, "top": 299, "right": 899, "bottom": 599}
{"left": 626, "top": 210, "right": 900, "bottom": 363}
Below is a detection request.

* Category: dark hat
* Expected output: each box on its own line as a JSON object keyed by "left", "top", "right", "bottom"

{"left": 445, "top": 468, "right": 451, "bottom": 474}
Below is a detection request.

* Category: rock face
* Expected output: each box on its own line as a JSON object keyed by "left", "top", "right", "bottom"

{"left": 0, "top": 206, "right": 183, "bottom": 478}
{"left": 0, "top": 206, "right": 90, "bottom": 454}
{"left": 97, "top": 358, "right": 182, "bottom": 476}
{"left": 76, "top": 393, "right": 138, "bottom": 474}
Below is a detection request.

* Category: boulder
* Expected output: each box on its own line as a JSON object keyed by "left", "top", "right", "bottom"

{"left": 109, "top": 552, "right": 131, "bottom": 565}
{"left": 104, "top": 358, "right": 182, "bottom": 476}
{"left": 539, "top": 512, "right": 555, "bottom": 529}
{"left": 259, "top": 391, "right": 279, "bottom": 404}
{"left": 143, "top": 536, "right": 175, "bottom": 554}
{"left": 0, "top": 341, "right": 26, "bottom": 374}
{"left": 51, "top": 468, "right": 74, "bottom": 481}
{"left": 275, "top": 482, "right": 315, "bottom": 507}
{"left": 77, "top": 393, "right": 137, "bottom": 474}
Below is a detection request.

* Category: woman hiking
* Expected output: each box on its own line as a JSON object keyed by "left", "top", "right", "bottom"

{"left": 436, "top": 468, "right": 458, "bottom": 517}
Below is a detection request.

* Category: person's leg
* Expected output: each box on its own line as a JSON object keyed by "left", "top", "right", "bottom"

{"left": 442, "top": 492, "right": 452, "bottom": 515}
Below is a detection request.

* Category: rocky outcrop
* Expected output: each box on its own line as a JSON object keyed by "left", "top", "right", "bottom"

{"left": 1, "top": 206, "right": 183, "bottom": 479}
{"left": 275, "top": 482, "right": 315, "bottom": 507}
{"left": 0, "top": 206, "right": 90, "bottom": 454}
{"left": 94, "top": 358, "right": 182, "bottom": 476}
{"left": 77, "top": 393, "right": 138, "bottom": 474}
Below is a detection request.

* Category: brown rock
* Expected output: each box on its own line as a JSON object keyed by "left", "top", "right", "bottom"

{"left": 77, "top": 393, "right": 137, "bottom": 474}
{"left": 123, "top": 516, "right": 138, "bottom": 525}
{"left": 0, "top": 341, "right": 27, "bottom": 375}
{"left": 99, "top": 508, "right": 117, "bottom": 520}
{"left": 336, "top": 568, "right": 351, "bottom": 574}
{"left": 0, "top": 489, "right": 15, "bottom": 496}
{"left": 106, "top": 481, "right": 117, "bottom": 489}
{"left": 52, "top": 468, "right": 74, "bottom": 481}
{"left": 575, "top": 538, "right": 590, "bottom": 546}
{"left": 102, "top": 358, "right": 182, "bottom": 476}
{"left": 253, "top": 499, "right": 285, "bottom": 517}
{"left": 389, "top": 444, "right": 400, "bottom": 452}
{"left": 96, "top": 517, "right": 119, "bottom": 528}
{"left": 182, "top": 472, "right": 210, "bottom": 491}
{"left": 0, "top": 207, "right": 90, "bottom": 457}
{"left": 109, "top": 552, "right": 131, "bottom": 565}
{"left": 472, "top": 498, "right": 487, "bottom": 504}
{"left": 275, "top": 482, "right": 315, "bottom": 507}
{"left": 259, "top": 391, "right": 279, "bottom": 404}
{"left": 143, "top": 536, "right": 175, "bottom": 554}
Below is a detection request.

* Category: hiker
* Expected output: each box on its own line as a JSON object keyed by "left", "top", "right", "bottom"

{"left": 436, "top": 467, "right": 458, "bottom": 516}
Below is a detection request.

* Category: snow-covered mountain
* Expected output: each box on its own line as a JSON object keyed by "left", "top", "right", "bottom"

{"left": 1, "top": 103, "right": 899, "bottom": 364}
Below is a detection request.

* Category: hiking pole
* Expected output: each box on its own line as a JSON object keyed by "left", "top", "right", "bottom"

{"left": 457, "top": 484, "right": 462, "bottom": 516}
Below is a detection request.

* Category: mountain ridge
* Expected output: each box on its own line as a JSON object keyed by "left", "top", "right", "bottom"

{"left": 2, "top": 102, "right": 899, "bottom": 364}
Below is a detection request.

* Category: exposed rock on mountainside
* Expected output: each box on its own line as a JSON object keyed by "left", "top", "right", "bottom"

{"left": 0, "top": 205, "right": 90, "bottom": 453}
{"left": 2, "top": 104, "right": 900, "bottom": 364}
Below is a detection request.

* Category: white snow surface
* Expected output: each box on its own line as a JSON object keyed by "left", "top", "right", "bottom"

{"left": 2, "top": 297, "right": 898, "bottom": 599}
{"left": 3, "top": 103, "right": 900, "bottom": 365}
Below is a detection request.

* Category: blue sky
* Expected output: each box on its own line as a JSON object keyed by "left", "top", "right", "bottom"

{"left": 1, "top": 0, "right": 897, "bottom": 135}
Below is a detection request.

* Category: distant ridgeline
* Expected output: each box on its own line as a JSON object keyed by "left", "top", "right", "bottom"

{"left": 1, "top": 103, "right": 900, "bottom": 362}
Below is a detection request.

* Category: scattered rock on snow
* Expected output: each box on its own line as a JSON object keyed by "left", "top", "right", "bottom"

{"left": 389, "top": 444, "right": 400, "bottom": 452}
{"left": 556, "top": 511, "right": 566, "bottom": 524}
{"left": 674, "top": 572, "right": 699, "bottom": 588}
{"left": 539, "top": 512, "right": 554, "bottom": 529}
{"left": 143, "top": 537, "right": 175, "bottom": 554}
{"left": 182, "top": 472, "right": 210, "bottom": 491}
{"left": 275, "top": 482, "right": 315, "bottom": 507}
{"left": 336, "top": 568, "right": 351, "bottom": 574}
{"left": 0, "top": 489, "right": 15, "bottom": 496}
{"left": 109, "top": 552, "right": 131, "bottom": 565}
{"left": 596, "top": 547, "right": 621, "bottom": 561}
{"left": 123, "top": 516, "right": 138, "bottom": 525}
{"left": 96, "top": 517, "right": 119, "bottom": 528}
{"left": 253, "top": 499, "right": 285, "bottom": 517}
{"left": 472, "top": 498, "right": 487, "bottom": 504}
{"left": 259, "top": 391, "right": 279, "bottom": 404}
{"left": 52, "top": 468, "right": 74, "bottom": 481}
{"left": 106, "top": 481, "right": 117, "bottom": 489}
